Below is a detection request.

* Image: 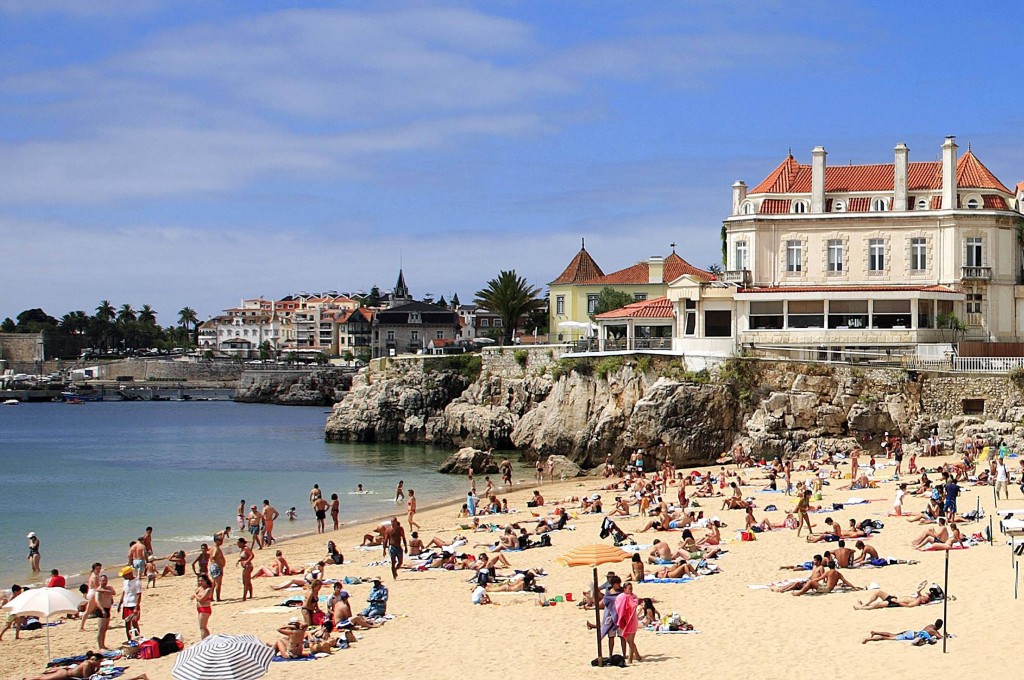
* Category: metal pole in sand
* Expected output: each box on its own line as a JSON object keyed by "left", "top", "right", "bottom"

{"left": 943, "top": 549, "right": 949, "bottom": 654}
{"left": 1015, "top": 559, "right": 1019, "bottom": 600}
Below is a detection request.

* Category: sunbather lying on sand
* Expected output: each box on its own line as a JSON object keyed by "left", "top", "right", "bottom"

{"left": 854, "top": 582, "right": 944, "bottom": 610}
{"left": 862, "top": 619, "right": 943, "bottom": 645}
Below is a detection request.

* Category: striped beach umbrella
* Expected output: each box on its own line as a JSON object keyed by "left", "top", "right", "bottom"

{"left": 171, "top": 634, "right": 274, "bottom": 680}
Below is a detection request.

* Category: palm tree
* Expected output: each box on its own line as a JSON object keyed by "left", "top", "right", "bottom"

{"left": 138, "top": 305, "right": 157, "bottom": 325}
{"left": 178, "top": 307, "right": 199, "bottom": 346}
{"left": 93, "top": 300, "right": 116, "bottom": 352}
{"left": 95, "top": 300, "right": 115, "bottom": 322}
{"left": 473, "top": 270, "right": 544, "bottom": 345}
{"left": 60, "top": 311, "right": 89, "bottom": 335}
{"left": 116, "top": 304, "right": 136, "bottom": 324}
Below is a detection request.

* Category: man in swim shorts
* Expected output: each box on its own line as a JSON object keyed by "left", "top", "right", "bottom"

{"left": 862, "top": 619, "right": 942, "bottom": 645}
{"left": 383, "top": 517, "right": 407, "bottom": 579}
{"left": 94, "top": 574, "right": 116, "bottom": 650}
{"left": 246, "top": 505, "right": 264, "bottom": 549}
{"left": 209, "top": 536, "right": 226, "bottom": 602}
{"left": 313, "top": 497, "right": 329, "bottom": 534}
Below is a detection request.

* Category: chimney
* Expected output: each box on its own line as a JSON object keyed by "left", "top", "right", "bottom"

{"left": 810, "top": 146, "right": 827, "bottom": 213}
{"left": 731, "top": 180, "right": 747, "bottom": 215}
{"left": 648, "top": 256, "right": 664, "bottom": 284}
{"left": 942, "top": 136, "right": 958, "bottom": 209}
{"left": 893, "top": 142, "right": 909, "bottom": 211}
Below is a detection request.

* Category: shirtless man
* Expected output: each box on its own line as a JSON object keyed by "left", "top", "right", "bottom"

{"left": 648, "top": 540, "right": 674, "bottom": 564}
{"left": 771, "top": 556, "right": 824, "bottom": 592}
{"left": 274, "top": 619, "right": 307, "bottom": 659}
{"left": 237, "top": 499, "right": 247, "bottom": 531}
{"left": 791, "top": 562, "right": 859, "bottom": 596}
{"left": 331, "top": 590, "right": 378, "bottom": 638}
{"left": 141, "top": 527, "right": 154, "bottom": 557}
{"left": 383, "top": 517, "right": 407, "bottom": 579}
{"left": 309, "top": 484, "right": 322, "bottom": 508}
{"left": 855, "top": 584, "right": 938, "bottom": 610}
{"left": 608, "top": 497, "right": 632, "bottom": 517}
{"left": 805, "top": 517, "right": 840, "bottom": 543}
{"left": 237, "top": 538, "right": 254, "bottom": 601}
{"left": 407, "top": 489, "right": 421, "bottom": 531}
{"left": 852, "top": 540, "right": 879, "bottom": 567}
{"left": 832, "top": 540, "right": 855, "bottom": 569}
{"left": 246, "top": 505, "right": 264, "bottom": 550}
{"left": 262, "top": 500, "right": 280, "bottom": 545}
{"left": 911, "top": 517, "right": 949, "bottom": 549}
{"left": 313, "top": 497, "right": 329, "bottom": 534}
{"left": 80, "top": 562, "right": 103, "bottom": 629}
{"left": 500, "top": 458, "right": 513, "bottom": 487}
{"left": 209, "top": 535, "right": 226, "bottom": 602}
{"left": 94, "top": 574, "right": 116, "bottom": 650}
{"left": 863, "top": 619, "right": 943, "bottom": 645}
{"left": 128, "top": 540, "right": 147, "bottom": 575}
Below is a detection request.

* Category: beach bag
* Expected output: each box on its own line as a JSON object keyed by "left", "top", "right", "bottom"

{"left": 539, "top": 534, "right": 552, "bottom": 547}
{"left": 312, "top": 610, "right": 327, "bottom": 626}
{"left": 138, "top": 639, "right": 160, "bottom": 660}
{"left": 592, "top": 654, "right": 626, "bottom": 667}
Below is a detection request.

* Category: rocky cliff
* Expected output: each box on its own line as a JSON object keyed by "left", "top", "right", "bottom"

{"left": 235, "top": 369, "right": 352, "bottom": 406}
{"left": 325, "top": 346, "right": 1024, "bottom": 467}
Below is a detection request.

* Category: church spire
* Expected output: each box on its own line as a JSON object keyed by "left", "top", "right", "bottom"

{"left": 394, "top": 268, "right": 410, "bottom": 302}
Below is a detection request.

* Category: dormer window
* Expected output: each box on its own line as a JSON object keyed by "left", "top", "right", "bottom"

{"left": 741, "top": 201, "right": 754, "bottom": 215}
{"left": 791, "top": 200, "right": 808, "bottom": 214}
{"left": 871, "top": 198, "right": 888, "bottom": 212}
{"left": 832, "top": 200, "right": 846, "bottom": 213}
{"left": 916, "top": 197, "right": 928, "bottom": 210}
{"left": 965, "top": 196, "right": 981, "bottom": 209}
{"left": 409, "top": 312, "right": 421, "bottom": 324}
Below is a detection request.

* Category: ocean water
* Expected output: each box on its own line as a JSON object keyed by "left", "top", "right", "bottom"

{"left": 0, "top": 401, "right": 477, "bottom": 586}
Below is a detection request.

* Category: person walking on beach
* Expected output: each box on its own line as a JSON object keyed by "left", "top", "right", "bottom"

{"left": 80, "top": 562, "right": 103, "bottom": 629}
{"left": 796, "top": 489, "right": 815, "bottom": 537}
{"left": 128, "top": 539, "right": 146, "bottom": 574}
{"left": 395, "top": 480, "right": 405, "bottom": 504}
{"left": 94, "top": 574, "right": 116, "bottom": 650}
{"left": 407, "top": 489, "right": 421, "bottom": 531}
{"left": 192, "top": 574, "right": 213, "bottom": 640}
{"left": 615, "top": 581, "right": 642, "bottom": 664}
{"left": 246, "top": 505, "right": 264, "bottom": 550}
{"left": 141, "top": 527, "right": 154, "bottom": 557}
{"left": 237, "top": 537, "right": 254, "bottom": 602}
{"left": 383, "top": 517, "right": 407, "bottom": 579}
{"left": 329, "top": 493, "right": 340, "bottom": 530}
{"left": 209, "top": 536, "right": 226, "bottom": 602}
{"left": 535, "top": 458, "right": 544, "bottom": 484}
{"left": 0, "top": 585, "right": 24, "bottom": 641}
{"left": 26, "top": 532, "right": 40, "bottom": 573}
{"left": 313, "top": 496, "right": 329, "bottom": 533}
{"left": 262, "top": 500, "right": 280, "bottom": 545}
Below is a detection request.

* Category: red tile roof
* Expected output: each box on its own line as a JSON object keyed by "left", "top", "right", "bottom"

{"left": 587, "top": 251, "right": 714, "bottom": 285}
{"left": 595, "top": 297, "right": 674, "bottom": 319}
{"left": 847, "top": 197, "right": 871, "bottom": 212}
{"left": 758, "top": 198, "right": 791, "bottom": 214}
{"left": 739, "top": 285, "right": 961, "bottom": 294}
{"left": 749, "top": 149, "right": 1012, "bottom": 196}
{"left": 550, "top": 246, "right": 604, "bottom": 285}
{"left": 337, "top": 307, "right": 373, "bottom": 324}
{"left": 983, "top": 195, "right": 1009, "bottom": 210}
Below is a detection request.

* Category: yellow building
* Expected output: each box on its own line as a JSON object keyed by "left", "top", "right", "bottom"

{"left": 548, "top": 240, "right": 713, "bottom": 341}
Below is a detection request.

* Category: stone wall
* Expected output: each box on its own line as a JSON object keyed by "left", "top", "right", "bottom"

{"left": 0, "top": 333, "right": 43, "bottom": 372}
{"left": 920, "top": 373, "right": 1020, "bottom": 422}
{"left": 90, "top": 359, "right": 242, "bottom": 382}
{"left": 479, "top": 344, "right": 566, "bottom": 379}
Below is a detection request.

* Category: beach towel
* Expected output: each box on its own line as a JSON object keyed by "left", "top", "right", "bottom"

{"left": 273, "top": 655, "right": 319, "bottom": 662}
{"left": 641, "top": 577, "right": 696, "bottom": 584}
{"left": 920, "top": 543, "right": 969, "bottom": 551}
{"left": 843, "top": 497, "right": 869, "bottom": 505}
{"left": 748, "top": 578, "right": 803, "bottom": 590}
{"left": 653, "top": 629, "right": 701, "bottom": 634}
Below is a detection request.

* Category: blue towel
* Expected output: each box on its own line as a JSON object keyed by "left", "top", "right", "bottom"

{"left": 273, "top": 655, "right": 318, "bottom": 662}
{"left": 642, "top": 577, "right": 694, "bottom": 584}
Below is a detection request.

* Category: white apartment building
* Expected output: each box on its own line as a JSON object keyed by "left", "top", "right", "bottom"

{"left": 198, "top": 298, "right": 291, "bottom": 357}
{"left": 721, "top": 137, "right": 1022, "bottom": 354}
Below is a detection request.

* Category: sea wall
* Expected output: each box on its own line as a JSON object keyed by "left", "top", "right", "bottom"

{"left": 89, "top": 359, "right": 243, "bottom": 382}
{"left": 0, "top": 333, "right": 42, "bottom": 372}
{"left": 235, "top": 369, "right": 353, "bottom": 406}
{"left": 325, "top": 348, "right": 1024, "bottom": 467}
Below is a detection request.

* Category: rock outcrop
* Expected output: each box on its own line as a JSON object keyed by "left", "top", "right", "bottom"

{"left": 235, "top": 369, "right": 352, "bottom": 406}
{"left": 437, "top": 447, "right": 499, "bottom": 474}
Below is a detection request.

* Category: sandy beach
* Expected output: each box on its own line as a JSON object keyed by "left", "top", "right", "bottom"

{"left": 3, "top": 453, "right": 1022, "bottom": 680}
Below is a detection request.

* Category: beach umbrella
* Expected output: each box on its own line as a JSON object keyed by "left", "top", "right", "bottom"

{"left": 172, "top": 634, "right": 274, "bottom": 680}
{"left": 2, "top": 586, "right": 85, "bottom": 659}
{"left": 557, "top": 544, "right": 631, "bottom": 667}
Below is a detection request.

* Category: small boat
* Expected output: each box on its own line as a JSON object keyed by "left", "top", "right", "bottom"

{"left": 2, "top": 399, "right": 18, "bottom": 406}
{"left": 61, "top": 390, "right": 103, "bottom": 402}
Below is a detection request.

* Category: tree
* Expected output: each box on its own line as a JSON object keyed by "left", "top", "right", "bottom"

{"left": 138, "top": 305, "right": 157, "bottom": 325}
{"left": 937, "top": 311, "right": 966, "bottom": 344}
{"left": 1, "top": 318, "right": 15, "bottom": 333}
{"left": 451, "top": 292, "right": 461, "bottom": 308}
{"left": 590, "top": 287, "right": 634, "bottom": 319}
{"left": 365, "top": 286, "right": 382, "bottom": 307}
{"left": 15, "top": 308, "right": 59, "bottom": 332}
{"left": 258, "top": 340, "right": 272, "bottom": 362}
{"left": 60, "top": 311, "right": 90, "bottom": 335}
{"left": 178, "top": 307, "right": 199, "bottom": 346}
{"left": 116, "top": 304, "right": 136, "bottom": 324}
{"left": 524, "top": 306, "right": 549, "bottom": 336}
{"left": 707, "top": 263, "right": 723, "bottom": 275}
{"left": 95, "top": 300, "right": 115, "bottom": 323}
{"left": 473, "top": 270, "right": 544, "bottom": 345}
{"left": 437, "top": 295, "right": 447, "bottom": 308}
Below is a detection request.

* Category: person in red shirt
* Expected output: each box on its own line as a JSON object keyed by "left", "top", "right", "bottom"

{"left": 46, "top": 569, "right": 66, "bottom": 588}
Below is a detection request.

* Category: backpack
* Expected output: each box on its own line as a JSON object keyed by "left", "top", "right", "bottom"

{"left": 592, "top": 654, "right": 626, "bottom": 667}
{"left": 539, "top": 534, "right": 552, "bottom": 547}
{"left": 157, "top": 633, "right": 181, "bottom": 656}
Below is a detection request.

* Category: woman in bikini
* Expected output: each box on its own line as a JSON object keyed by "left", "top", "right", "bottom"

{"left": 301, "top": 579, "right": 323, "bottom": 628}
{"left": 191, "top": 574, "right": 213, "bottom": 639}
{"left": 24, "top": 652, "right": 104, "bottom": 680}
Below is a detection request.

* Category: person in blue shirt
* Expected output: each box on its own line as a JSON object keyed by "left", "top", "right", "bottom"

{"left": 361, "top": 578, "right": 388, "bottom": 618}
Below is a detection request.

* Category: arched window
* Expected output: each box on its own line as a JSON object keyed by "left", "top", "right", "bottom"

{"left": 832, "top": 200, "right": 846, "bottom": 213}
{"left": 916, "top": 197, "right": 928, "bottom": 210}
{"left": 965, "top": 196, "right": 980, "bottom": 209}
{"left": 741, "top": 201, "right": 754, "bottom": 215}
{"left": 872, "top": 198, "right": 888, "bottom": 212}
{"left": 792, "top": 200, "right": 808, "bottom": 214}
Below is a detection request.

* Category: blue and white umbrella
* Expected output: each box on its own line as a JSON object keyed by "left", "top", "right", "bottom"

{"left": 172, "top": 634, "right": 274, "bottom": 680}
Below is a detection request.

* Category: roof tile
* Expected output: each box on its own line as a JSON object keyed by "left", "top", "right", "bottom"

{"left": 587, "top": 252, "right": 713, "bottom": 285}
{"left": 595, "top": 297, "right": 674, "bottom": 319}
{"left": 550, "top": 246, "right": 604, "bottom": 285}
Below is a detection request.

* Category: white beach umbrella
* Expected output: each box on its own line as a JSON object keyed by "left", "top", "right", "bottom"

{"left": 172, "top": 634, "right": 275, "bottom": 680}
{"left": 2, "top": 587, "right": 85, "bottom": 659}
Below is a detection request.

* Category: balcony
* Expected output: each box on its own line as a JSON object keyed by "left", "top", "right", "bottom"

{"left": 961, "top": 266, "right": 992, "bottom": 281}
{"left": 722, "top": 269, "right": 751, "bottom": 286}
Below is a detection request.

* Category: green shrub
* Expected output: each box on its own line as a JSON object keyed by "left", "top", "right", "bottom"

{"left": 1010, "top": 367, "right": 1024, "bottom": 393}
{"left": 425, "top": 354, "right": 483, "bottom": 382}
{"left": 595, "top": 356, "right": 624, "bottom": 380}
{"left": 636, "top": 355, "right": 652, "bottom": 374}
{"left": 514, "top": 349, "right": 529, "bottom": 369}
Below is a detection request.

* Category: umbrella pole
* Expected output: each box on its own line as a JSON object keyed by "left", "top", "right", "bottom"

{"left": 593, "top": 567, "right": 602, "bottom": 667}
{"left": 46, "top": 615, "right": 51, "bottom": 661}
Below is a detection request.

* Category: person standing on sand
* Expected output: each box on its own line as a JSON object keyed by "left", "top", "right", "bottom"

{"left": 94, "top": 574, "right": 116, "bottom": 650}
{"left": 209, "top": 536, "right": 226, "bottom": 602}
{"left": 796, "top": 489, "right": 815, "bottom": 537}
{"left": 141, "top": 527, "right": 154, "bottom": 557}
{"left": 500, "top": 459, "right": 512, "bottom": 487}
{"left": 313, "top": 496, "right": 329, "bottom": 533}
{"left": 80, "top": 562, "right": 103, "bottom": 629}
{"left": 26, "top": 532, "right": 41, "bottom": 572}
{"left": 330, "top": 494, "right": 340, "bottom": 530}
{"left": 237, "top": 538, "right": 254, "bottom": 601}
{"left": 615, "top": 581, "right": 641, "bottom": 664}
{"left": 535, "top": 458, "right": 544, "bottom": 484}
{"left": 192, "top": 574, "right": 213, "bottom": 639}
{"left": 246, "top": 505, "right": 264, "bottom": 550}
{"left": 128, "top": 539, "right": 146, "bottom": 574}
{"left": 395, "top": 480, "right": 405, "bottom": 504}
{"left": 383, "top": 517, "right": 407, "bottom": 579}
{"left": 262, "top": 500, "right": 280, "bottom": 545}
{"left": 407, "top": 489, "right": 421, "bottom": 531}
{"left": 117, "top": 566, "right": 142, "bottom": 641}
{"left": 850, "top": 446, "right": 861, "bottom": 480}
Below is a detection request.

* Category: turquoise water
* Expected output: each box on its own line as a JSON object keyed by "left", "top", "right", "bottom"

{"left": 0, "top": 402, "right": 474, "bottom": 586}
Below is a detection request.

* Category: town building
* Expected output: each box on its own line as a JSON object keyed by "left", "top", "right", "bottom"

{"left": 371, "top": 271, "right": 461, "bottom": 357}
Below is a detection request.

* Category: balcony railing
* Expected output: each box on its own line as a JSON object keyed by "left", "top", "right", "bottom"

{"left": 722, "top": 269, "right": 751, "bottom": 286}
{"left": 961, "top": 266, "right": 992, "bottom": 280}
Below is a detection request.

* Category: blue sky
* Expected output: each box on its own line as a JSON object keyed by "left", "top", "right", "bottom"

{"left": 2, "top": 1, "right": 1023, "bottom": 323}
